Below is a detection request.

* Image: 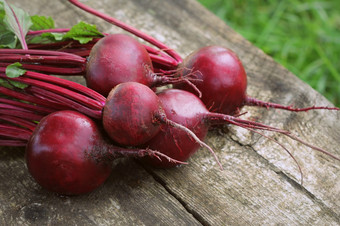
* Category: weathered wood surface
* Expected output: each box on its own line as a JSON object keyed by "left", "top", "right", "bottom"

{"left": 1, "top": 0, "right": 339, "bottom": 225}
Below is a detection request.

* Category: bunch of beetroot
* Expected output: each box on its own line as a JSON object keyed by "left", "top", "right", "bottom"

{"left": 1, "top": 0, "right": 339, "bottom": 195}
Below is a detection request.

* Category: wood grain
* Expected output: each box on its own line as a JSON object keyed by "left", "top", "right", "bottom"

{"left": 1, "top": 0, "right": 339, "bottom": 225}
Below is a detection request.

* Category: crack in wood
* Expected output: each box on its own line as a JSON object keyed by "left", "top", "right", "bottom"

{"left": 140, "top": 163, "right": 208, "bottom": 226}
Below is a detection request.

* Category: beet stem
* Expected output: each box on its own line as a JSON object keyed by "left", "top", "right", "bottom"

{"left": 19, "top": 69, "right": 105, "bottom": 103}
{"left": 27, "top": 86, "right": 103, "bottom": 119}
{"left": 0, "top": 124, "right": 32, "bottom": 140}
{"left": 0, "top": 108, "right": 44, "bottom": 121}
{"left": 0, "top": 55, "right": 85, "bottom": 67}
{"left": 27, "top": 28, "right": 70, "bottom": 35}
{"left": 0, "top": 114, "right": 36, "bottom": 131}
{"left": 0, "top": 62, "right": 85, "bottom": 75}
{"left": 0, "top": 72, "right": 104, "bottom": 111}
{"left": 0, "top": 49, "right": 87, "bottom": 58}
{"left": 0, "top": 87, "right": 64, "bottom": 111}
{"left": 245, "top": 96, "right": 339, "bottom": 112}
{"left": 0, "top": 139, "right": 27, "bottom": 147}
{"left": 8, "top": 3, "right": 28, "bottom": 50}
{"left": 0, "top": 97, "right": 54, "bottom": 114}
{"left": 27, "top": 29, "right": 177, "bottom": 68}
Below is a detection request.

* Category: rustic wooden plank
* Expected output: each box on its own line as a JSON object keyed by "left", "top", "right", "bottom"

{"left": 1, "top": 0, "right": 340, "bottom": 225}
{"left": 134, "top": 0, "right": 340, "bottom": 224}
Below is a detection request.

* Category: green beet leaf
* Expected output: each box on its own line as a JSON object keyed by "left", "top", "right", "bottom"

{"left": 4, "top": 62, "right": 28, "bottom": 89}
{"left": 6, "top": 62, "right": 26, "bottom": 78}
{"left": 1, "top": 0, "right": 32, "bottom": 49}
{"left": 30, "top": 15, "right": 55, "bottom": 30}
{"left": 63, "top": 21, "right": 104, "bottom": 44}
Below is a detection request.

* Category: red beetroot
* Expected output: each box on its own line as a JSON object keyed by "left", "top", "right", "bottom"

{"left": 175, "top": 46, "right": 247, "bottom": 115}
{"left": 85, "top": 34, "right": 196, "bottom": 97}
{"left": 102, "top": 82, "right": 165, "bottom": 146}
{"left": 25, "top": 111, "right": 112, "bottom": 195}
{"left": 86, "top": 34, "right": 154, "bottom": 96}
{"left": 143, "top": 89, "right": 209, "bottom": 168}
{"left": 174, "top": 46, "right": 339, "bottom": 115}
{"left": 143, "top": 89, "right": 340, "bottom": 178}
{"left": 25, "top": 110, "right": 185, "bottom": 195}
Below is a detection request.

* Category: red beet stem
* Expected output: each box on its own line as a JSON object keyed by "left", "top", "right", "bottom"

{"left": 0, "top": 53, "right": 85, "bottom": 66}
{"left": 245, "top": 96, "right": 339, "bottom": 112}
{"left": 0, "top": 97, "right": 53, "bottom": 114}
{"left": 0, "top": 108, "right": 44, "bottom": 121}
{"left": 28, "top": 86, "right": 102, "bottom": 119}
{"left": 1, "top": 67, "right": 106, "bottom": 119}
{"left": 0, "top": 62, "right": 84, "bottom": 75}
{"left": 0, "top": 114, "right": 37, "bottom": 131}
{"left": 0, "top": 49, "right": 85, "bottom": 74}
{"left": 0, "top": 71, "right": 104, "bottom": 111}
{"left": 0, "top": 86, "right": 65, "bottom": 111}
{"left": 0, "top": 139, "right": 27, "bottom": 147}
{"left": 0, "top": 124, "right": 32, "bottom": 140}
{"left": 0, "top": 48, "right": 86, "bottom": 58}
{"left": 27, "top": 28, "right": 70, "bottom": 35}
{"left": 14, "top": 69, "right": 105, "bottom": 103}
{"left": 27, "top": 38, "right": 98, "bottom": 50}
{"left": 148, "top": 53, "right": 179, "bottom": 69}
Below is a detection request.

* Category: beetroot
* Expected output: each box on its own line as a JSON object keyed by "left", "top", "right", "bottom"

{"left": 25, "top": 110, "right": 184, "bottom": 195}
{"left": 85, "top": 34, "right": 154, "bottom": 96}
{"left": 174, "top": 46, "right": 339, "bottom": 115}
{"left": 143, "top": 89, "right": 209, "bottom": 168}
{"left": 102, "top": 82, "right": 165, "bottom": 146}
{"left": 143, "top": 89, "right": 340, "bottom": 180}
{"left": 175, "top": 46, "right": 247, "bottom": 115}
{"left": 25, "top": 110, "right": 112, "bottom": 195}
{"left": 85, "top": 34, "right": 197, "bottom": 97}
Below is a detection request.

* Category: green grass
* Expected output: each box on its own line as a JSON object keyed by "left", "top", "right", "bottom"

{"left": 197, "top": 0, "right": 340, "bottom": 107}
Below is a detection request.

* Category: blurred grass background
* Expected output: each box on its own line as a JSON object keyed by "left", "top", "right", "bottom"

{"left": 197, "top": 0, "right": 340, "bottom": 107}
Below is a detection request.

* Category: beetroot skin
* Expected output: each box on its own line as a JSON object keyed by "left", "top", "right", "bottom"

{"left": 25, "top": 111, "right": 112, "bottom": 195}
{"left": 175, "top": 46, "right": 247, "bottom": 115}
{"left": 143, "top": 89, "right": 209, "bottom": 167}
{"left": 102, "top": 82, "right": 165, "bottom": 146}
{"left": 86, "top": 34, "right": 154, "bottom": 97}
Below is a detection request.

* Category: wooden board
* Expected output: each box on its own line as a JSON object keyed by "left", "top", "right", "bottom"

{"left": 1, "top": 0, "right": 339, "bottom": 225}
